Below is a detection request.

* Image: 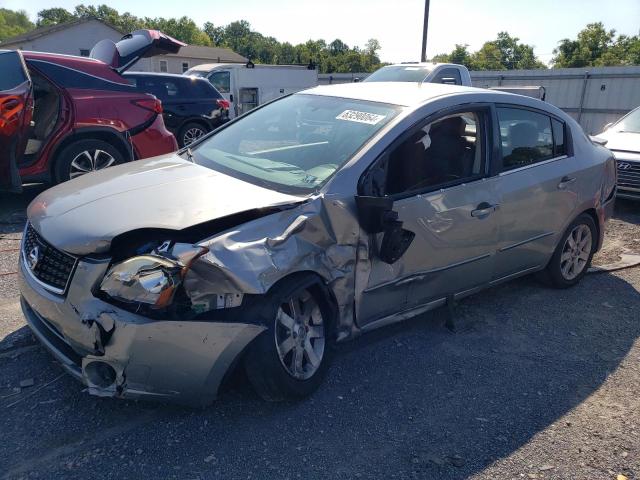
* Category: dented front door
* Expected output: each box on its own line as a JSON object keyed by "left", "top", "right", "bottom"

{"left": 356, "top": 178, "right": 500, "bottom": 327}
{"left": 0, "top": 50, "right": 33, "bottom": 192}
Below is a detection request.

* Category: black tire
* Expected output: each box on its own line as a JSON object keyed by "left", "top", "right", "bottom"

{"left": 243, "top": 274, "right": 334, "bottom": 401}
{"left": 538, "top": 213, "right": 597, "bottom": 289}
{"left": 54, "top": 139, "right": 124, "bottom": 184}
{"left": 179, "top": 122, "right": 208, "bottom": 148}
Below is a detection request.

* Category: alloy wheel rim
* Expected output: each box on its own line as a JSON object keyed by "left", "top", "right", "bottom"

{"left": 69, "top": 149, "right": 116, "bottom": 179}
{"left": 183, "top": 127, "right": 205, "bottom": 146}
{"left": 560, "top": 224, "right": 592, "bottom": 280}
{"left": 274, "top": 289, "right": 325, "bottom": 380}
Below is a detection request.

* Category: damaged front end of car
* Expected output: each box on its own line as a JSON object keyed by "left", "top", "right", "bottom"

{"left": 19, "top": 193, "right": 361, "bottom": 406}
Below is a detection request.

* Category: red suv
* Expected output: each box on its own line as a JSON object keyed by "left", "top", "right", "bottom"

{"left": 0, "top": 30, "right": 183, "bottom": 192}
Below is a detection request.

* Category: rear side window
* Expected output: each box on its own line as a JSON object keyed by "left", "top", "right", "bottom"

{"left": 185, "top": 79, "right": 222, "bottom": 99}
{"left": 497, "top": 107, "right": 556, "bottom": 171}
{"left": 433, "top": 68, "right": 461, "bottom": 85}
{"left": 138, "top": 78, "right": 181, "bottom": 100}
{"left": 0, "top": 52, "right": 28, "bottom": 90}
{"left": 552, "top": 118, "right": 566, "bottom": 156}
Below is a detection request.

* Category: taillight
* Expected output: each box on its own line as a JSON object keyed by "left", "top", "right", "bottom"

{"left": 133, "top": 98, "right": 163, "bottom": 114}
{"left": 216, "top": 99, "right": 230, "bottom": 110}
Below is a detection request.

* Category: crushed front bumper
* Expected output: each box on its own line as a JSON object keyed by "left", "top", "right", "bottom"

{"left": 19, "top": 256, "right": 265, "bottom": 407}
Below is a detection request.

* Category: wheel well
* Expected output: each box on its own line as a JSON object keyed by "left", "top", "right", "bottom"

{"left": 269, "top": 271, "right": 339, "bottom": 335}
{"left": 582, "top": 207, "right": 601, "bottom": 250}
{"left": 50, "top": 130, "right": 133, "bottom": 177}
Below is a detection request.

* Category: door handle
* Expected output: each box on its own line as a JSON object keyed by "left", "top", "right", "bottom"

{"left": 558, "top": 176, "right": 576, "bottom": 189}
{"left": 471, "top": 202, "right": 499, "bottom": 219}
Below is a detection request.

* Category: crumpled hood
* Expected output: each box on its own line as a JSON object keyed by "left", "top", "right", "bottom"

{"left": 28, "top": 155, "right": 305, "bottom": 255}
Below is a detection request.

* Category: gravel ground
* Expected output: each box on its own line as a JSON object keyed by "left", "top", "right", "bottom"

{"left": 0, "top": 187, "right": 638, "bottom": 480}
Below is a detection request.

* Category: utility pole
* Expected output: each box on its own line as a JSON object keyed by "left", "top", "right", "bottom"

{"left": 421, "top": 0, "right": 430, "bottom": 62}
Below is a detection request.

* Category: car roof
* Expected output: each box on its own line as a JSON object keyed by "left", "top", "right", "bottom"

{"left": 380, "top": 62, "right": 448, "bottom": 68}
{"left": 299, "top": 81, "right": 501, "bottom": 107}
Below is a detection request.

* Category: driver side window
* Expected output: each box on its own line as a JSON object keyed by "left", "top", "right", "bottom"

{"left": 384, "top": 111, "right": 486, "bottom": 196}
{"left": 208, "top": 71, "right": 230, "bottom": 93}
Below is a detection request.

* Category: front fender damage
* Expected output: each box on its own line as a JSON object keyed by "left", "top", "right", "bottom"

{"left": 184, "top": 195, "right": 361, "bottom": 341}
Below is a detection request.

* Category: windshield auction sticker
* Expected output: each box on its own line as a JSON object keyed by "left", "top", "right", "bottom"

{"left": 336, "top": 110, "right": 386, "bottom": 125}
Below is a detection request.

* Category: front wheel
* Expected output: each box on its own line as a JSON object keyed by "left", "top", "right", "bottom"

{"left": 539, "top": 213, "right": 597, "bottom": 288}
{"left": 243, "top": 276, "right": 333, "bottom": 401}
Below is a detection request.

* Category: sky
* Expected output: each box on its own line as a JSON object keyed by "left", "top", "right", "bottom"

{"left": 3, "top": 0, "right": 640, "bottom": 64}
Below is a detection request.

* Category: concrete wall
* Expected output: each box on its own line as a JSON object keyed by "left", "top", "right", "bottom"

{"left": 3, "top": 20, "right": 122, "bottom": 57}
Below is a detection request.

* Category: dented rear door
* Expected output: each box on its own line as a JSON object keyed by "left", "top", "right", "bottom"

{"left": 0, "top": 50, "right": 33, "bottom": 192}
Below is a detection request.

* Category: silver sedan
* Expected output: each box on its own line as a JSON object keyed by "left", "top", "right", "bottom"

{"left": 19, "top": 82, "right": 616, "bottom": 406}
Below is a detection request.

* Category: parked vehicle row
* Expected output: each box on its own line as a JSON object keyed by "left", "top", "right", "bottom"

{"left": 18, "top": 81, "right": 616, "bottom": 405}
{"left": 0, "top": 30, "right": 191, "bottom": 192}
{"left": 185, "top": 62, "right": 318, "bottom": 119}
{"left": 123, "top": 72, "right": 230, "bottom": 147}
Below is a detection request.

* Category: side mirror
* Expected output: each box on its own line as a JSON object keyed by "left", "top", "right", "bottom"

{"left": 355, "top": 195, "right": 393, "bottom": 233}
{"left": 355, "top": 195, "right": 415, "bottom": 264}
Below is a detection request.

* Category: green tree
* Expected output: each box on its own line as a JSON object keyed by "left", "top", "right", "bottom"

{"left": 433, "top": 34, "right": 545, "bottom": 70}
{"left": 470, "top": 43, "right": 506, "bottom": 70}
{"left": 432, "top": 44, "right": 472, "bottom": 68}
{"left": 203, "top": 22, "right": 224, "bottom": 46}
{"left": 476, "top": 32, "right": 546, "bottom": 69}
{"left": 36, "top": 8, "right": 75, "bottom": 27}
{"left": 553, "top": 22, "right": 640, "bottom": 67}
{"left": 0, "top": 8, "right": 34, "bottom": 41}
{"left": 329, "top": 39, "right": 349, "bottom": 55}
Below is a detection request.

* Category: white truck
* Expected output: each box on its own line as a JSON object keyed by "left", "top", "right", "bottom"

{"left": 362, "top": 62, "right": 473, "bottom": 86}
{"left": 363, "top": 63, "right": 546, "bottom": 100}
{"left": 185, "top": 62, "right": 318, "bottom": 118}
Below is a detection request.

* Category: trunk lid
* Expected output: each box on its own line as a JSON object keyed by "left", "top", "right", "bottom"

{"left": 90, "top": 30, "right": 186, "bottom": 74}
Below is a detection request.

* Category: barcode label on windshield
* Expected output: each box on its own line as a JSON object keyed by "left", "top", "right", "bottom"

{"left": 336, "top": 110, "right": 386, "bottom": 125}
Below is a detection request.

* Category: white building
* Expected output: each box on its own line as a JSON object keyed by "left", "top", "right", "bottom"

{"left": 0, "top": 18, "right": 247, "bottom": 74}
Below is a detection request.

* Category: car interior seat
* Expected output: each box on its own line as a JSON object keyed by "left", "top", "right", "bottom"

{"left": 424, "top": 116, "right": 474, "bottom": 180}
{"left": 25, "top": 75, "right": 60, "bottom": 157}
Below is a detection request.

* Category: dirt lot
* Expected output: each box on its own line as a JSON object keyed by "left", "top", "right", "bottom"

{"left": 0, "top": 186, "right": 639, "bottom": 480}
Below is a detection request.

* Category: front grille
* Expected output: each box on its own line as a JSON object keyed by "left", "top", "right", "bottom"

{"left": 616, "top": 158, "right": 640, "bottom": 191}
{"left": 22, "top": 223, "right": 77, "bottom": 294}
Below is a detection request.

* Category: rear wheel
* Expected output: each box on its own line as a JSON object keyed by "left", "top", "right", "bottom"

{"left": 179, "top": 122, "right": 208, "bottom": 148}
{"left": 539, "top": 214, "right": 597, "bottom": 288}
{"left": 243, "top": 275, "right": 333, "bottom": 401}
{"left": 54, "top": 139, "right": 124, "bottom": 184}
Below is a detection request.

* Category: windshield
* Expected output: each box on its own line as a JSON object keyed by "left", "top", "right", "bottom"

{"left": 364, "top": 65, "right": 432, "bottom": 83}
{"left": 612, "top": 107, "right": 640, "bottom": 133}
{"left": 190, "top": 94, "right": 401, "bottom": 194}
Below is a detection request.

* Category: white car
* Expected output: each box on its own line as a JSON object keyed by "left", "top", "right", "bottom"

{"left": 597, "top": 106, "right": 640, "bottom": 200}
